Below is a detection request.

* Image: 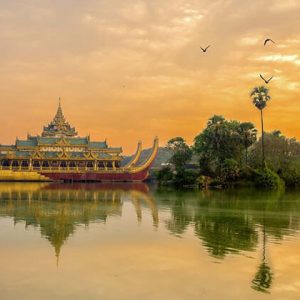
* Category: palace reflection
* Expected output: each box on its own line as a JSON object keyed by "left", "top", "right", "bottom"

{"left": 1, "top": 183, "right": 300, "bottom": 294}
{"left": 0, "top": 182, "right": 158, "bottom": 263}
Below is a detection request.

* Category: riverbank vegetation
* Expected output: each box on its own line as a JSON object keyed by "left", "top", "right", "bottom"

{"left": 156, "top": 116, "right": 300, "bottom": 189}
{"left": 156, "top": 86, "right": 300, "bottom": 189}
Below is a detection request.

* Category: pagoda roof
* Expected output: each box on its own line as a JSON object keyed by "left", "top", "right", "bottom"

{"left": 42, "top": 101, "right": 78, "bottom": 138}
{"left": 14, "top": 136, "right": 117, "bottom": 150}
{"left": 89, "top": 141, "right": 108, "bottom": 149}
{"left": 16, "top": 139, "right": 37, "bottom": 147}
{"left": 68, "top": 138, "right": 90, "bottom": 145}
{"left": 1, "top": 101, "right": 123, "bottom": 155}
{"left": 11, "top": 151, "right": 115, "bottom": 159}
{"left": 36, "top": 137, "right": 90, "bottom": 146}
{"left": 14, "top": 151, "right": 32, "bottom": 158}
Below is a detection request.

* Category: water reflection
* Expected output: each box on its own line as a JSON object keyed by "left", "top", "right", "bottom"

{"left": 155, "top": 189, "right": 300, "bottom": 294}
{"left": 0, "top": 183, "right": 300, "bottom": 295}
{"left": 0, "top": 182, "right": 158, "bottom": 262}
{"left": 251, "top": 223, "right": 273, "bottom": 293}
{"left": 156, "top": 189, "right": 300, "bottom": 258}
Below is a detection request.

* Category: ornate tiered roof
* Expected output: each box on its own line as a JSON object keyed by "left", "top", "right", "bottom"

{"left": 42, "top": 100, "right": 77, "bottom": 138}
{"left": 0, "top": 101, "right": 123, "bottom": 161}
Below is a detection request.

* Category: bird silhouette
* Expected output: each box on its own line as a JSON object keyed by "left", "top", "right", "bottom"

{"left": 200, "top": 45, "right": 210, "bottom": 52}
{"left": 264, "top": 39, "right": 275, "bottom": 46}
{"left": 260, "top": 74, "right": 273, "bottom": 84}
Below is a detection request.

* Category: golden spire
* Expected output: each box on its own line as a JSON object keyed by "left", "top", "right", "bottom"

{"left": 41, "top": 98, "right": 78, "bottom": 137}
{"left": 54, "top": 97, "right": 65, "bottom": 124}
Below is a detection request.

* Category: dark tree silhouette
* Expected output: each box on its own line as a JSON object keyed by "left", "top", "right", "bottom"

{"left": 238, "top": 122, "right": 257, "bottom": 165}
{"left": 250, "top": 86, "right": 271, "bottom": 167}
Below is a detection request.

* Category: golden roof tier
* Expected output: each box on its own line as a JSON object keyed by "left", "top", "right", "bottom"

{"left": 42, "top": 99, "right": 78, "bottom": 138}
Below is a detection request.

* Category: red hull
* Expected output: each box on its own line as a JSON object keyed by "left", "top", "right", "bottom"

{"left": 40, "top": 168, "right": 150, "bottom": 182}
{"left": 41, "top": 182, "right": 150, "bottom": 193}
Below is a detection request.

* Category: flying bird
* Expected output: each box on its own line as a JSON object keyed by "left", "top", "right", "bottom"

{"left": 260, "top": 74, "right": 273, "bottom": 84}
{"left": 200, "top": 45, "right": 211, "bottom": 52}
{"left": 264, "top": 38, "right": 275, "bottom": 46}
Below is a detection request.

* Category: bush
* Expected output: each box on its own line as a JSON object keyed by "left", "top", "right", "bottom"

{"left": 280, "top": 167, "right": 300, "bottom": 187}
{"left": 156, "top": 167, "right": 173, "bottom": 184}
{"left": 209, "top": 178, "right": 223, "bottom": 187}
{"left": 253, "top": 167, "right": 284, "bottom": 189}
{"left": 239, "top": 166, "right": 256, "bottom": 180}
{"left": 197, "top": 175, "right": 211, "bottom": 189}
{"left": 220, "top": 159, "right": 240, "bottom": 182}
{"left": 173, "top": 169, "right": 198, "bottom": 188}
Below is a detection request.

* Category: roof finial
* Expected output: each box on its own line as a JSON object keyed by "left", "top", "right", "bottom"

{"left": 58, "top": 97, "right": 61, "bottom": 107}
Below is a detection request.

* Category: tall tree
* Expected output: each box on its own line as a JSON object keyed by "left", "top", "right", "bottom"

{"left": 238, "top": 122, "right": 257, "bottom": 165}
{"left": 250, "top": 86, "right": 271, "bottom": 167}
{"left": 194, "top": 115, "right": 245, "bottom": 177}
{"left": 167, "top": 137, "right": 192, "bottom": 172}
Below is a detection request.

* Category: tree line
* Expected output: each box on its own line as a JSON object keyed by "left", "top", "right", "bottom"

{"left": 156, "top": 86, "right": 300, "bottom": 189}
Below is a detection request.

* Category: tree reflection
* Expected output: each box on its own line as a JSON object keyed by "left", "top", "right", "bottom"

{"left": 194, "top": 212, "right": 258, "bottom": 258}
{"left": 251, "top": 218, "right": 273, "bottom": 293}
{"left": 252, "top": 262, "right": 273, "bottom": 293}
{"left": 156, "top": 188, "right": 300, "bottom": 260}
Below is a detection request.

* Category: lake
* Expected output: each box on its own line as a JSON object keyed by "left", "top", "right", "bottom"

{"left": 0, "top": 182, "right": 299, "bottom": 300}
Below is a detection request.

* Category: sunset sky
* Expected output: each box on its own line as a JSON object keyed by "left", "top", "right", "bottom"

{"left": 0, "top": 0, "right": 299, "bottom": 154}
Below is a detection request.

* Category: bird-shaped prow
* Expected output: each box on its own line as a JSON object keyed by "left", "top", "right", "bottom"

{"left": 260, "top": 74, "right": 273, "bottom": 84}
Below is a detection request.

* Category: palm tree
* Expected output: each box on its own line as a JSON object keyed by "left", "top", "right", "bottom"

{"left": 239, "top": 122, "right": 257, "bottom": 165}
{"left": 250, "top": 86, "right": 271, "bottom": 167}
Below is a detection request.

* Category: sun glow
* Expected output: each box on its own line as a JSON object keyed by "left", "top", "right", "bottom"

{"left": 0, "top": 0, "right": 299, "bottom": 153}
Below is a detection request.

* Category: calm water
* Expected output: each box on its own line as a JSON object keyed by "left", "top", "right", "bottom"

{"left": 0, "top": 183, "right": 300, "bottom": 300}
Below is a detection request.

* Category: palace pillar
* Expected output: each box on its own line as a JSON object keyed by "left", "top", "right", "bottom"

{"left": 94, "top": 160, "right": 98, "bottom": 171}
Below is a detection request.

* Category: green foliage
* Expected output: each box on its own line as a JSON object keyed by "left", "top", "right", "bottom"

{"left": 220, "top": 159, "right": 240, "bottom": 182}
{"left": 156, "top": 138, "right": 195, "bottom": 187}
{"left": 173, "top": 169, "right": 199, "bottom": 188}
{"left": 239, "top": 122, "right": 257, "bottom": 148}
{"left": 167, "top": 137, "right": 192, "bottom": 171}
{"left": 249, "top": 130, "right": 300, "bottom": 187}
{"left": 197, "top": 175, "right": 210, "bottom": 189}
{"left": 250, "top": 86, "right": 271, "bottom": 111}
{"left": 249, "top": 131, "right": 300, "bottom": 174}
{"left": 193, "top": 115, "right": 256, "bottom": 178}
{"left": 238, "top": 122, "right": 257, "bottom": 165}
{"left": 250, "top": 86, "right": 271, "bottom": 167}
{"left": 156, "top": 167, "right": 173, "bottom": 184}
{"left": 253, "top": 167, "right": 284, "bottom": 190}
{"left": 280, "top": 166, "right": 300, "bottom": 187}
